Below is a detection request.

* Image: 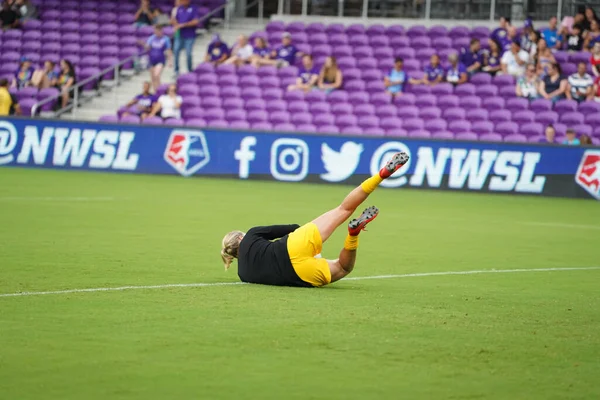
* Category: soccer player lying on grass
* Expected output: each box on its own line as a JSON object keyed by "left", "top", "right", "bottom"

{"left": 220, "top": 152, "right": 409, "bottom": 287}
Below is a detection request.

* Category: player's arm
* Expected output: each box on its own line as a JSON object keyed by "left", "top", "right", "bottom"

{"left": 247, "top": 225, "right": 300, "bottom": 240}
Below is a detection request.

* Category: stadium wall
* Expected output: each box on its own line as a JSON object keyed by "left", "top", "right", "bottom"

{"left": 1, "top": 117, "right": 599, "bottom": 200}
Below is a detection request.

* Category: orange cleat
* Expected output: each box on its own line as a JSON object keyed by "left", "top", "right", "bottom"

{"left": 348, "top": 206, "right": 379, "bottom": 236}
{"left": 379, "top": 152, "right": 410, "bottom": 179}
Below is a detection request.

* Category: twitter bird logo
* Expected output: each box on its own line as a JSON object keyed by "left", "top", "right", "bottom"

{"left": 320, "top": 142, "right": 364, "bottom": 182}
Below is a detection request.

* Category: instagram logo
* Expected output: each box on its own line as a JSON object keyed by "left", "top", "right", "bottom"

{"left": 0, "top": 121, "right": 18, "bottom": 166}
{"left": 270, "top": 138, "right": 309, "bottom": 182}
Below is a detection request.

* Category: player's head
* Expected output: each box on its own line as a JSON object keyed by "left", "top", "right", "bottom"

{"left": 221, "top": 230, "right": 245, "bottom": 270}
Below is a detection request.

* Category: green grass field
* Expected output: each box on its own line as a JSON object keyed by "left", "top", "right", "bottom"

{"left": 1, "top": 168, "right": 599, "bottom": 399}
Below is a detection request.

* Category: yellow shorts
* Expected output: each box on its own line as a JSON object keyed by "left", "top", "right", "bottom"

{"left": 287, "top": 223, "right": 331, "bottom": 287}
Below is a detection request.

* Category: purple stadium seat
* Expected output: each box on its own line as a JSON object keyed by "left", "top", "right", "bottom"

{"left": 354, "top": 104, "right": 376, "bottom": 116}
{"left": 455, "top": 132, "right": 478, "bottom": 141}
{"left": 375, "top": 104, "right": 397, "bottom": 118}
{"left": 520, "top": 122, "right": 544, "bottom": 136}
{"left": 530, "top": 99, "right": 553, "bottom": 112}
{"left": 120, "top": 115, "right": 141, "bottom": 124}
{"left": 572, "top": 124, "right": 593, "bottom": 136}
{"left": 535, "top": 111, "right": 559, "bottom": 125}
{"left": 403, "top": 118, "right": 424, "bottom": 131}
{"left": 432, "top": 131, "right": 455, "bottom": 140}
{"left": 291, "top": 112, "right": 313, "bottom": 125}
{"left": 370, "top": 36, "right": 390, "bottom": 47}
{"left": 358, "top": 116, "right": 379, "bottom": 129}
{"left": 466, "top": 109, "right": 489, "bottom": 122}
{"left": 350, "top": 35, "right": 370, "bottom": 47}
{"left": 493, "top": 74, "right": 515, "bottom": 88}
{"left": 206, "top": 120, "right": 229, "bottom": 129}
{"left": 419, "top": 107, "right": 442, "bottom": 119}
{"left": 424, "top": 119, "right": 447, "bottom": 131}
{"left": 185, "top": 118, "right": 207, "bottom": 127}
{"left": 313, "top": 114, "right": 335, "bottom": 126}
{"left": 165, "top": 118, "right": 185, "bottom": 126}
{"left": 579, "top": 101, "right": 600, "bottom": 115}
{"left": 100, "top": 115, "right": 118, "bottom": 123}
{"left": 386, "top": 128, "right": 409, "bottom": 137}
{"left": 393, "top": 93, "right": 416, "bottom": 106}
{"left": 459, "top": 96, "right": 482, "bottom": 109}
{"left": 286, "top": 101, "right": 306, "bottom": 114}
{"left": 452, "top": 37, "right": 471, "bottom": 49}
{"left": 479, "top": 133, "right": 503, "bottom": 142}
{"left": 503, "top": 134, "right": 528, "bottom": 143}
{"left": 449, "top": 120, "right": 471, "bottom": 134}
{"left": 449, "top": 26, "right": 470, "bottom": 38}
{"left": 367, "top": 24, "right": 386, "bottom": 36}
{"left": 369, "top": 92, "right": 391, "bottom": 106}
{"left": 489, "top": 110, "right": 511, "bottom": 124}
{"left": 585, "top": 113, "right": 600, "bottom": 126}
{"left": 438, "top": 95, "right": 460, "bottom": 109}
{"left": 443, "top": 107, "right": 466, "bottom": 120}
{"left": 317, "top": 125, "right": 340, "bottom": 134}
{"left": 476, "top": 85, "right": 498, "bottom": 97}
{"left": 142, "top": 116, "right": 163, "bottom": 125}
{"left": 226, "top": 109, "right": 248, "bottom": 122}
{"left": 430, "top": 83, "right": 453, "bottom": 96}
{"left": 294, "top": 123, "right": 316, "bottom": 133}
{"left": 394, "top": 48, "right": 416, "bottom": 60}
{"left": 408, "top": 129, "right": 432, "bottom": 138}
{"left": 380, "top": 117, "right": 403, "bottom": 131}
{"left": 455, "top": 83, "right": 476, "bottom": 96}
{"left": 341, "top": 126, "right": 363, "bottom": 135}
{"left": 505, "top": 98, "right": 529, "bottom": 112}
{"left": 472, "top": 121, "right": 494, "bottom": 135}
{"left": 266, "top": 21, "right": 285, "bottom": 33}
{"left": 274, "top": 123, "right": 296, "bottom": 132}
{"left": 246, "top": 98, "right": 266, "bottom": 111}
{"left": 407, "top": 25, "right": 427, "bottom": 38}
{"left": 183, "top": 107, "right": 204, "bottom": 120}
{"left": 513, "top": 110, "right": 536, "bottom": 124}
{"left": 336, "top": 114, "right": 358, "bottom": 128}
{"left": 239, "top": 75, "right": 259, "bottom": 86}
{"left": 306, "top": 22, "right": 326, "bottom": 35}
{"left": 397, "top": 105, "right": 419, "bottom": 119}
{"left": 415, "top": 94, "right": 437, "bottom": 108}
{"left": 560, "top": 112, "right": 584, "bottom": 125}
{"left": 554, "top": 99, "right": 578, "bottom": 114}
{"left": 364, "top": 127, "right": 386, "bottom": 136}
{"left": 408, "top": 83, "right": 431, "bottom": 94}
{"left": 390, "top": 36, "right": 410, "bottom": 48}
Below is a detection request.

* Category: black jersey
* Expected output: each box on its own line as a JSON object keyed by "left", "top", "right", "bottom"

{"left": 237, "top": 224, "right": 311, "bottom": 287}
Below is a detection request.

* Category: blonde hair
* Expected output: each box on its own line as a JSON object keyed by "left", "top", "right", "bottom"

{"left": 221, "top": 230, "right": 244, "bottom": 270}
{"left": 322, "top": 56, "right": 339, "bottom": 83}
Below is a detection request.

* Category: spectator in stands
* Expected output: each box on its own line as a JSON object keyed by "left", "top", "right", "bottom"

{"left": 516, "top": 64, "right": 540, "bottom": 100}
{"left": 482, "top": 39, "right": 502, "bottom": 75}
{"left": 584, "top": 6, "right": 598, "bottom": 32}
{"left": 204, "top": 34, "right": 229, "bottom": 65}
{"left": 567, "top": 62, "right": 594, "bottom": 102}
{"left": 563, "top": 128, "right": 580, "bottom": 145}
{"left": 500, "top": 26, "right": 519, "bottom": 53}
{"left": 519, "top": 18, "right": 535, "bottom": 54}
{"left": 147, "top": 84, "right": 182, "bottom": 120}
{"left": 171, "top": 0, "right": 199, "bottom": 76}
{"left": 272, "top": 32, "right": 297, "bottom": 67}
{"left": 225, "top": 35, "right": 253, "bottom": 66}
{"left": 250, "top": 37, "right": 271, "bottom": 67}
{"left": 14, "top": 0, "right": 37, "bottom": 20}
{"left": 541, "top": 125, "right": 556, "bottom": 143}
{"left": 595, "top": 76, "right": 600, "bottom": 101}
{"left": 122, "top": 81, "right": 156, "bottom": 119}
{"left": 0, "top": 0, "right": 19, "bottom": 29}
{"left": 56, "top": 59, "right": 76, "bottom": 108}
{"left": 580, "top": 134, "right": 593, "bottom": 145}
{"left": 445, "top": 53, "right": 467, "bottom": 85}
{"left": 0, "top": 78, "right": 20, "bottom": 116}
{"left": 135, "top": 0, "right": 158, "bottom": 27}
{"left": 384, "top": 57, "right": 409, "bottom": 95}
{"left": 527, "top": 30, "right": 540, "bottom": 60}
{"left": 460, "top": 38, "right": 482, "bottom": 75}
{"left": 535, "top": 39, "right": 555, "bottom": 78}
{"left": 542, "top": 16, "right": 563, "bottom": 49}
{"left": 422, "top": 54, "right": 445, "bottom": 85}
{"left": 491, "top": 16, "right": 511, "bottom": 47}
{"left": 500, "top": 40, "right": 529, "bottom": 77}
{"left": 566, "top": 24, "right": 584, "bottom": 51}
{"left": 11, "top": 58, "right": 33, "bottom": 89}
{"left": 287, "top": 54, "right": 318, "bottom": 92}
{"left": 318, "top": 56, "right": 342, "bottom": 93}
{"left": 591, "top": 42, "right": 600, "bottom": 76}
{"left": 584, "top": 19, "right": 600, "bottom": 50}
{"left": 143, "top": 25, "right": 173, "bottom": 91}
{"left": 539, "top": 62, "right": 567, "bottom": 103}
{"left": 31, "top": 60, "right": 58, "bottom": 89}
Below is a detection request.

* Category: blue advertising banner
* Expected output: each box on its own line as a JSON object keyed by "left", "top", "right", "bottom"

{"left": 1, "top": 117, "right": 599, "bottom": 200}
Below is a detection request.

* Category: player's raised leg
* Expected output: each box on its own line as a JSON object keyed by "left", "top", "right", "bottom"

{"left": 311, "top": 152, "right": 408, "bottom": 243}
{"left": 328, "top": 206, "right": 379, "bottom": 282}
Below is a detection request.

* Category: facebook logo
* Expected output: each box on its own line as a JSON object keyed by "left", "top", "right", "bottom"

{"left": 234, "top": 136, "right": 256, "bottom": 179}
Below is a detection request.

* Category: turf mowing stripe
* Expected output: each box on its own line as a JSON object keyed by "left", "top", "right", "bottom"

{"left": 520, "top": 222, "right": 600, "bottom": 231}
{"left": 0, "top": 197, "right": 117, "bottom": 202}
{"left": 1, "top": 267, "right": 599, "bottom": 298}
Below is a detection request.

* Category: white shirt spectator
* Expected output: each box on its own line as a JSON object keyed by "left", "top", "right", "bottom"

{"left": 501, "top": 49, "right": 529, "bottom": 76}
{"left": 157, "top": 94, "right": 182, "bottom": 119}
{"left": 234, "top": 44, "right": 253, "bottom": 61}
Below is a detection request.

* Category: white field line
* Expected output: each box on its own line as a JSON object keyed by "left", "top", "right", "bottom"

{"left": 0, "top": 197, "right": 117, "bottom": 202}
{"left": 1, "top": 267, "right": 598, "bottom": 299}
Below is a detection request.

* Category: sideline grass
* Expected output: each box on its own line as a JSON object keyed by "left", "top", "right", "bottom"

{"left": 1, "top": 168, "right": 599, "bottom": 399}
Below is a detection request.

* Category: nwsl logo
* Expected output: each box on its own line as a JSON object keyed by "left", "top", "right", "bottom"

{"left": 164, "top": 130, "right": 210, "bottom": 177}
{"left": 575, "top": 150, "right": 600, "bottom": 200}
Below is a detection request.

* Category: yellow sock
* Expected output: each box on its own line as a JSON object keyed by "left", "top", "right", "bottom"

{"left": 360, "top": 174, "right": 383, "bottom": 194}
{"left": 344, "top": 234, "right": 359, "bottom": 250}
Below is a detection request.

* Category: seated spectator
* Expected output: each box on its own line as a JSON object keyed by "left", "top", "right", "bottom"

{"left": 143, "top": 24, "right": 173, "bottom": 90}
{"left": 591, "top": 42, "right": 600, "bottom": 76}
{"left": 204, "top": 34, "right": 229, "bottom": 65}
{"left": 12, "top": 58, "right": 33, "bottom": 89}
{"left": 536, "top": 39, "right": 555, "bottom": 78}
{"left": 55, "top": 59, "right": 76, "bottom": 108}
{"left": 594, "top": 76, "right": 600, "bottom": 101}
{"left": 540, "top": 62, "right": 567, "bottom": 103}
{"left": 122, "top": 81, "right": 156, "bottom": 118}
{"left": 147, "top": 84, "right": 181, "bottom": 120}
{"left": 384, "top": 57, "right": 409, "bottom": 95}
{"left": 585, "top": 19, "right": 600, "bottom": 50}
{"left": 540, "top": 125, "right": 556, "bottom": 143}
{"left": 516, "top": 64, "right": 540, "bottom": 100}
{"left": 135, "top": 0, "right": 158, "bottom": 27}
{"left": 460, "top": 38, "right": 482, "bottom": 75}
{"left": 0, "top": 0, "right": 20, "bottom": 30}
{"left": 566, "top": 24, "right": 584, "bottom": 51}
{"left": 519, "top": 18, "right": 535, "bottom": 54}
{"left": 31, "top": 60, "right": 58, "bottom": 89}
{"left": 500, "top": 26, "right": 519, "bottom": 53}
{"left": 527, "top": 30, "right": 540, "bottom": 60}
{"left": 0, "top": 78, "right": 21, "bottom": 116}
{"left": 422, "top": 54, "right": 445, "bottom": 85}
{"left": 500, "top": 41, "right": 529, "bottom": 77}
{"left": 584, "top": 6, "right": 598, "bottom": 32}
{"left": 287, "top": 54, "right": 318, "bottom": 92}
{"left": 567, "top": 62, "right": 594, "bottom": 102}
{"left": 272, "top": 32, "right": 297, "bottom": 67}
{"left": 225, "top": 35, "right": 254, "bottom": 66}
{"left": 491, "top": 16, "right": 511, "bottom": 46}
{"left": 563, "top": 128, "right": 580, "bottom": 145}
{"left": 482, "top": 39, "right": 502, "bottom": 75}
{"left": 249, "top": 37, "right": 271, "bottom": 67}
{"left": 445, "top": 53, "right": 468, "bottom": 85}
{"left": 541, "top": 16, "right": 564, "bottom": 49}
{"left": 318, "top": 56, "right": 342, "bottom": 93}
{"left": 580, "top": 134, "right": 593, "bottom": 145}
{"left": 15, "top": 0, "right": 37, "bottom": 20}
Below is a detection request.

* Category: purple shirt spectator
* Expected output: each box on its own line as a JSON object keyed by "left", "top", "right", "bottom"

{"left": 15, "top": 65, "right": 34, "bottom": 89}
{"left": 424, "top": 64, "right": 445, "bottom": 82}
{"left": 446, "top": 63, "right": 467, "bottom": 84}
{"left": 299, "top": 66, "right": 319, "bottom": 84}
{"left": 254, "top": 46, "right": 271, "bottom": 58}
{"left": 147, "top": 34, "right": 171, "bottom": 66}
{"left": 175, "top": 5, "right": 199, "bottom": 39}
{"left": 135, "top": 93, "right": 156, "bottom": 109}
{"left": 207, "top": 40, "right": 229, "bottom": 62}
{"left": 460, "top": 47, "right": 482, "bottom": 70}
{"left": 275, "top": 44, "right": 297, "bottom": 65}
